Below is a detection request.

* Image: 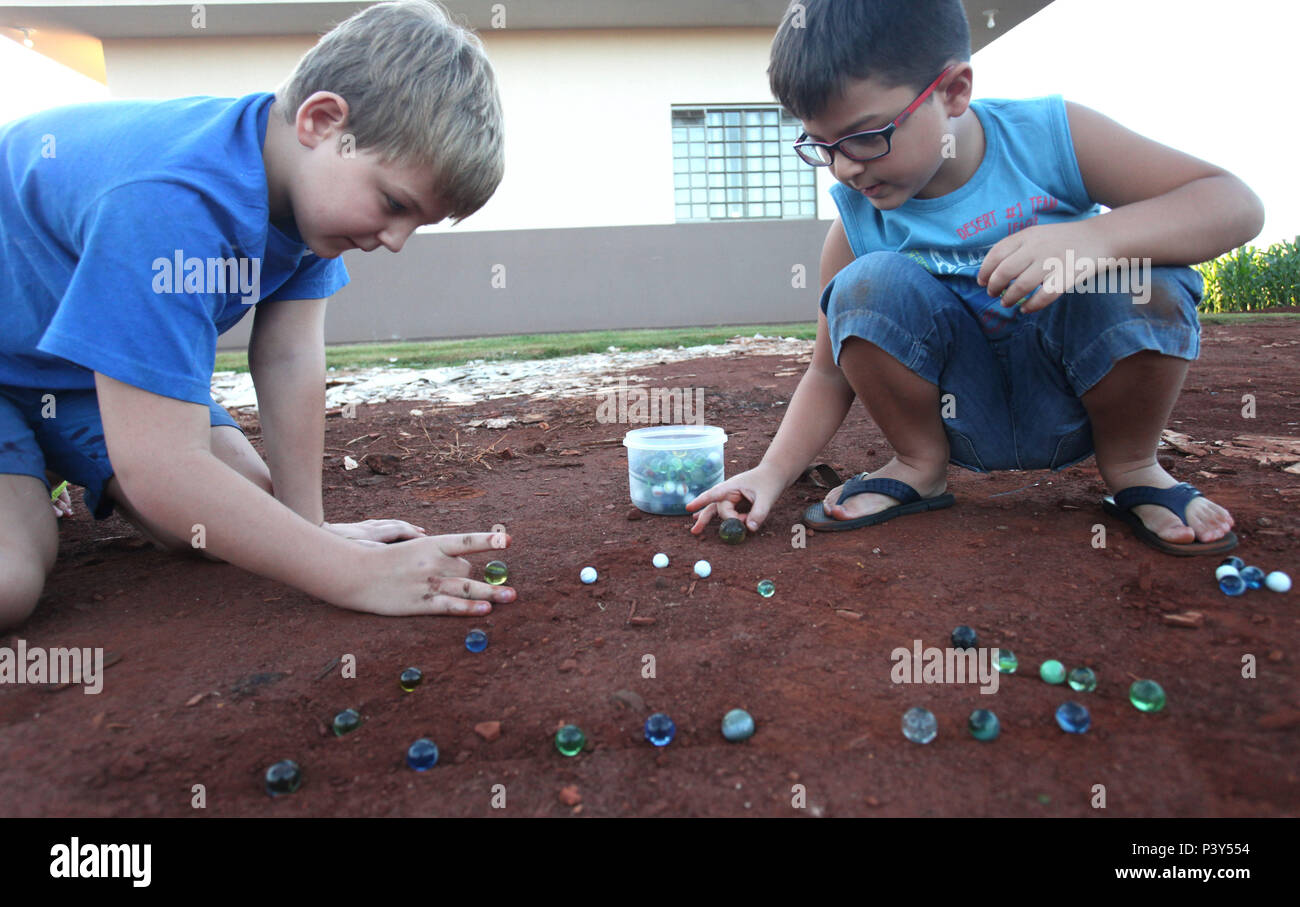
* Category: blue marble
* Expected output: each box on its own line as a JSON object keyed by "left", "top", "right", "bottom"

{"left": 1218, "top": 571, "right": 1246, "bottom": 596}
{"left": 1240, "top": 566, "right": 1265, "bottom": 589}
{"left": 644, "top": 712, "right": 677, "bottom": 746}
{"left": 264, "top": 759, "right": 302, "bottom": 796}
{"left": 406, "top": 738, "right": 440, "bottom": 771}
{"left": 968, "top": 709, "right": 1000, "bottom": 741}
{"left": 721, "top": 708, "right": 755, "bottom": 742}
{"left": 902, "top": 707, "right": 937, "bottom": 744}
{"left": 331, "top": 708, "right": 361, "bottom": 736}
{"left": 951, "top": 625, "right": 977, "bottom": 649}
{"left": 465, "top": 629, "right": 489, "bottom": 653}
{"left": 1219, "top": 556, "right": 1245, "bottom": 572}
{"left": 1055, "top": 702, "right": 1091, "bottom": 734}
{"left": 399, "top": 667, "right": 422, "bottom": 692}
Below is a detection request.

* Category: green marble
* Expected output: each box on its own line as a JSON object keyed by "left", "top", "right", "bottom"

{"left": 1039, "top": 659, "right": 1066, "bottom": 685}
{"left": 484, "top": 560, "right": 508, "bottom": 585}
{"left": 1067, "top": 667, "right": 1097, "bottom": 692}
{"left": 555, "top": 724, "right": 586, "bottom": 757}
{"left": 1129, "top": 679, "right": 1166, "bottom": 712}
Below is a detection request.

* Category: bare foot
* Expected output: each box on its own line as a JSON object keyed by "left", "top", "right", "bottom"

{"left": 1102, "top": 463, "right": 1234, "bottom": 544}
{"left": 820, "top": 456, "right": 949, "bottom": 522}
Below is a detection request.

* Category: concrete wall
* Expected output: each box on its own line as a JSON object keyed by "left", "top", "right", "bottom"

{"left": 218, "top": 217, "right": 831, "bottom": 348}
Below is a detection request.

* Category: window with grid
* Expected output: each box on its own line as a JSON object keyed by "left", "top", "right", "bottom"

{"left": 671, "top": 106, "right": 817, "bottom": 222}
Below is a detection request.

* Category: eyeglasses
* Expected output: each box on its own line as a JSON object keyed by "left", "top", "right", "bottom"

{"left": 792, "top": 66, "right": 954, "bottom": 166}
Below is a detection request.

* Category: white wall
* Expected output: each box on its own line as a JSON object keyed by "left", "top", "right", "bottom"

{"left": 102, "top": 27, "right": 834, "bottom": 233}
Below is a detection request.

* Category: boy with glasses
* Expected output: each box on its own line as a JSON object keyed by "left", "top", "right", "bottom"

{"left": 689, "top": 0, "right": 1262, "bottom": 556}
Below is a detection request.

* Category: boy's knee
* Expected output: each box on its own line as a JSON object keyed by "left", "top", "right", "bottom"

{"left": 0, "top": 565, "right": 45, "bottom": 631}
{"left": 1135, "top": 271, "right": 1198, "bottom": 325}
{"left": 824, "top": 251, "right": 930, "bottom": 320}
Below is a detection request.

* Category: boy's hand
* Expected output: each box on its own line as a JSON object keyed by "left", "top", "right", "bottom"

{"left": 343, "top": 531, "right": 516, "bottom": 617}
{"left": 977, "top": 220, "right": 1110, "bottom": 314}
{"left": 322, "top": 518, "right": 432, "bottom": 546}
{"left": 686, "top": 465, "right": 785, "bottom": 535}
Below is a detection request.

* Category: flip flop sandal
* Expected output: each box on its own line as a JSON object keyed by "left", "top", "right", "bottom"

{"left": 1101, "top": 482, "right": 1238, "bottom": 557}
{"left": 802, "top": 475, "right": 955, "bottom": 532}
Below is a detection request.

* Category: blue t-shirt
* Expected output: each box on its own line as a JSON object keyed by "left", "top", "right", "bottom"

{"left": 829, "top": 95, "right": 1102, "bottom": 333}
{"left": 0, "top": 92, "right": 349, "bottom": 406}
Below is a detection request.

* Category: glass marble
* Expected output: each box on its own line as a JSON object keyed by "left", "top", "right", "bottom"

{"left": 996, "top": 649, "right": 1018, "bottom": 674}
{"left": 1055, "top": 702, "right": 1091, "bottom": 734}
{"left": 465, "top": 629, "right": 489, "bottom": 653}
{"left": 555, "top": 724, "right": 586, "bottom": 757}
{"left": 902, "top": 707, "right": 938, "bottom": 744}
{"left": 628, "top": 448, "right": 724, "bottom": 515}
{"left": 1129, "top": 679, "right": 1166, "bottom": 712}
{"left": 1218, "top": 571, "right": 1246, "bottom": 596}
{"left": 719, "top": 518, "right": 748, "bottom": 545}
{"left": 951, "top": 625, "right": 977, "bottom": 649}
{"left": 580, "top": 566, "right": 598, "bottom": 584}
{"left": 721, "top": 708, "right": 755, "bottom": 742}
{"left": 968, "top": 708, "right": 1000, "bottom": 741}
{"left": 644, "top": 712, "right": 677, "bottom": 746}
{"left": 694, "top": 560, "right": 712, "bottom": 578}
{"left": 331, "top": 708, "right": 361, "bottom": 737}
{"left": 1220, "top": 555, "right": 1245, "bottom": 571}
{"left": 1265, "top": 571, "right": 1291, "bottom": 593}
{"left": 1039, "top": 660, "right": 1066, "bottom": 684}
{"left": 1240, "top": 566, "right": 1265, "bottom": 589}
{"left": 1067, "top": 667, "right": 1097, "bottom": 692}
{"left": 399, "top": 667, "right": 422, "bottom": 692}
{"left": 756, "top": 579, "right": 775, "bottom": 598}
{"left": 652, "top": 553, "right": 669, "bottom": 568}
{"left": 265, "top": 759, "right": 302, "bottom": 796}
{"left": 406, "top": 738, "right": 439, "bottom": 771}
{"left": 484, "top": 560, "right": 508, "bottom": 585}
{"left": 1214, "top": 564, "right": 1240, "bottom": 581}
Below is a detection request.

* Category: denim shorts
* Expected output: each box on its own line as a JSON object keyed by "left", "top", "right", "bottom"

{"left": 820, "top": 251, "right": 1203, "bottom": 472}
{"left": 0, "top": 384, "right": 242, "bottom": 519}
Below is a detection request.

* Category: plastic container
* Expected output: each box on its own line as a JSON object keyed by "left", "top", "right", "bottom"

{"left": 623, "top": 425, "right": 727, "bottom": 515}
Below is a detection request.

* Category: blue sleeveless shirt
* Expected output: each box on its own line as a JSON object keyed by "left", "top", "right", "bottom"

{"left": 829, "top": 95, "right": 1102, "bottom": 333}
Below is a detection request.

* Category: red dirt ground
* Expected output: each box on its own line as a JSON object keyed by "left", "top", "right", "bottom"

{"left": 2, "top": 320, "right": 1298, "bottom": 818}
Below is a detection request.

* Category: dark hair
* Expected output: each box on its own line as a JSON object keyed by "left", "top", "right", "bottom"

{"left": 769, "top": 0, "right": 971, "bottom": 120}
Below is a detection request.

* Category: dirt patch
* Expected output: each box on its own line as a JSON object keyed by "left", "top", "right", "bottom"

{"left": 3, "top": 320, "right": 1298, "bottom": 817}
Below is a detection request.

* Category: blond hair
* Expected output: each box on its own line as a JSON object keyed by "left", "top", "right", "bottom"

{"left": 279, "top": 0, "right": 503, "bottom": 223}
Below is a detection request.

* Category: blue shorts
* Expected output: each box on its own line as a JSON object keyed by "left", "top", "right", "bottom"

{"left": 0, "top": 384, "right": 242, "bottom": 520}
{"left": 820, "top": 251, "right": 1203, "bottom": 472}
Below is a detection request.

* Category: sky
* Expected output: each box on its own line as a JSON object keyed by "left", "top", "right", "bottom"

{"left": 971, "top": 0, "right": 1294, "bottom": 247}
{"left": 0, "top": 0, "right": 1293, "bottom": 247}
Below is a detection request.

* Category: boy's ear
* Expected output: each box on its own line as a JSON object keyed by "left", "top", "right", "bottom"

{"left": 939, "top": 63, "right": 974, "bottom": 115}
{"left": 295, "top": 91, "right": 351, "bottom": 149}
